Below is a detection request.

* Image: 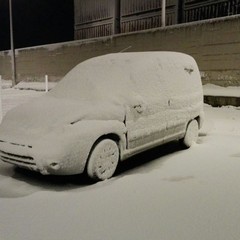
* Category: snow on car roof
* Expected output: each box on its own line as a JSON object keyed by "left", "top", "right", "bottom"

{"left": 49, "top": 52, "right": 199, "bottom": 104}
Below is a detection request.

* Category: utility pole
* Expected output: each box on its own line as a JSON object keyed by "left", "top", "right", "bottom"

{"left": 9, "top": 0, "right": 16, "bottom": 86}
{"left": 161, "top": 0, "right": 166, "bottom": 27}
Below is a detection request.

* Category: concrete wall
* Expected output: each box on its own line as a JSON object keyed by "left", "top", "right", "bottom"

{"left": 1, "top": 15, "right": 240, "bottom": 86}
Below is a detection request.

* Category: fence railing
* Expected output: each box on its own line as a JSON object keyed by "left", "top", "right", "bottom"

{"left": 74, "top": 0, "right": 240, "bottom": 40}
{"left": 183, "top": 0, "right": 240, "bottom": 22}
{"left": 120, "top": 0, "right": 178, "bottom": 33}
{"left": 74, "top": 0, "right": 120, "bottom": 39}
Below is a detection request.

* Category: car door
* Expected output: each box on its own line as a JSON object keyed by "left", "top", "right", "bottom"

{"left": 164, "top": 97, "right": 188, "bottom": 141}
{"left": 125, "top": 96, "right": 167, "bottom": 151}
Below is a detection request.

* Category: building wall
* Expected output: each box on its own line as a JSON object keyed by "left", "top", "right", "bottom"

{"left": 0, "top": 15, "right": 240, "bottom": 86}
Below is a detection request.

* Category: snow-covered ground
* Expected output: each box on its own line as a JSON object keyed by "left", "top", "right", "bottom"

{"left": 1, "top": 88, "right": 44, "bottom": 117}
{"left": 0, "top": 87, "right": 240, "bottom": 240}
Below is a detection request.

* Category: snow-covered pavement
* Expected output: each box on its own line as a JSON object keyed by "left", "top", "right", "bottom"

{"left": 1, "top": 88, "right": 44, "bottom": 116}
{"left": 0, "top": 88, "right": 240, "bottom": 240}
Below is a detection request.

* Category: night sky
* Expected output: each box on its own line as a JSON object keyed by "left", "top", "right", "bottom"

{"left": 0, "top": 0, "right": 74, "bottom": 51}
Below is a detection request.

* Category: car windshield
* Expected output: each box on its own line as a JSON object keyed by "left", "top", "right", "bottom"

{"left": 49, "top": 54, "right": 137, "bottom": 103}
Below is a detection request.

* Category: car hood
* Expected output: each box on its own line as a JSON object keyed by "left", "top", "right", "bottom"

{"left": 0, "top": 95, "right": 126, "bottom": 143}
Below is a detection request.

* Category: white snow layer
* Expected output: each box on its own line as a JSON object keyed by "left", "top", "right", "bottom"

{"left": 0, "top": 97, "right": 240, "bottom": 240}
{"left": 15, "top": 81, "right": 57, "bottom": 91}
{"left": 50, "top": 52, "right": 202, "bottom": 104}
{"left": 1, "top": 88, "right": 44, "bottom": 117}
{"left": 203, "top": 84, "right": 240, "bottom": 97}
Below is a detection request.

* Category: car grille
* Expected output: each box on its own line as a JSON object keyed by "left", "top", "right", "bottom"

{"left": 0, "top": 140, "right": 37, "bottom": 170}
{"left": 0, "top": 150, "right": 35, "bottom": 166}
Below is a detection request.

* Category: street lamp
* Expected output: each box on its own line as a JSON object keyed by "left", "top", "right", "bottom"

{"left": 9, "top": 0, "right": 16, "bottom": 86}
{"left": 161, "top": 0, "right": 166, "bottom": 27}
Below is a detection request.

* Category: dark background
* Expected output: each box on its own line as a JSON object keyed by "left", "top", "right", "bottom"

{"left": 0, "top": 0, "right": 74, "bottom": 51}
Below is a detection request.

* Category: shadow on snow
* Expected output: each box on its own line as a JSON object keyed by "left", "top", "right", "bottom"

{"left": 0, "top": 140, "right": 185, "bottom": 198}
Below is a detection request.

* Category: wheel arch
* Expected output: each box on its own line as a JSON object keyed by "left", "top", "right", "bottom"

{"left": 84, "top": 131, "right": 126, "bottom": 172}
{"left": 93, "top": 132, "right": 125, "bottom": 158}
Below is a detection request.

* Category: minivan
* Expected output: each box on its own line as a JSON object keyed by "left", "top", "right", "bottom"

{"left": 0, "top": 52, "right": 204, "bottom": 180}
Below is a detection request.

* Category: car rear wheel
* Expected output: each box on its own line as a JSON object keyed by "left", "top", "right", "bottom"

{"left": 87, "top": 139, "right": 119, "bottom": 181}
{"left": 181, "top": 119, "right": 199, "bottom": 148}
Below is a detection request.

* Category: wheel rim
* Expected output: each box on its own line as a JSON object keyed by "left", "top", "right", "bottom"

{"left": 88, "top": 139, "right": 119, "bottom": 180}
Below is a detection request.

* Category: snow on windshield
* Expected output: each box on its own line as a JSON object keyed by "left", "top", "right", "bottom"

{"left": 49, "top": 53, "right": 137, "bottom": 103}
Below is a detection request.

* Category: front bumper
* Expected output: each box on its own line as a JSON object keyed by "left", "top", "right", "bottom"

{"left": 0, "top": 136, "right": 87, "bottom": 175}
{"left": 0, "top": 120, "right": 126, "bottom": 176}
{"left": 0, "top": 140, "right": 43, "bottom": 173}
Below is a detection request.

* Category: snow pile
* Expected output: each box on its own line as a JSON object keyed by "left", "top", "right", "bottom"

{"left": 201, "top": 104, "right": 240, "bottom": 136}
{"left": 15, "top": 81, "right": 57, "bottom": 91}
{"left": 1, "top": 80, "right": 12, "bottom": 89}
{"left": 1, "top": 88, "right": 44, "bottom": 117}
{"left": 203, "top": 84, "right": 240, "bottom": 97}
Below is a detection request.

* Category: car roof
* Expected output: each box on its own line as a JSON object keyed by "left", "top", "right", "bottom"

{"left": 49, "top": 52, "right": 199, "bottom": 104}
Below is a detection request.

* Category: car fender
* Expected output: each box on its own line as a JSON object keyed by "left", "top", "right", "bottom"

{"left": 33, "top": 120, "right": 127, "bottom": 175}
{"left": 71, "top": 120, "right": 127, "bottom": 171}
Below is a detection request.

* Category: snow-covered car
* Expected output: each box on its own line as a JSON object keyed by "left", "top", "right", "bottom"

{"left": 0, "top": 52, "right": 204, "bottom": 180}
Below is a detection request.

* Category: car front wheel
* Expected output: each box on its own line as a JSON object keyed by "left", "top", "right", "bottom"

{"left": 87, "top": 139, "right": 119, "bottom": 181}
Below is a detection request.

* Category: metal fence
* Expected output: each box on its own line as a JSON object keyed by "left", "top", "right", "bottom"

{"left": 183, "top": 0, "right": 240, "bottom": 22}
{"left": 120, "top": 0, "right": 178, "bottom": 33}
{"left": 74, "top": 0, "right": 120, "bottom": 39}
{"left": 74, "top": 0, "right": 240, "bottom": 40}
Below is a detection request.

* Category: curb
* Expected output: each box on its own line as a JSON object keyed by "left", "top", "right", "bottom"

{"left": 204, "top": 95, "right": 240, "bottom": 107}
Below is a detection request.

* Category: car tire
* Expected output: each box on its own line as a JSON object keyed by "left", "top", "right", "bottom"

{"left": 87, "top": 139, "right": 119, "bottom": 181}
{"left": 180, "top": 119, "right": 199, "bottom": 148}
